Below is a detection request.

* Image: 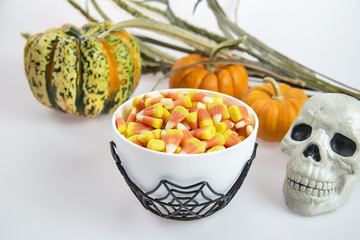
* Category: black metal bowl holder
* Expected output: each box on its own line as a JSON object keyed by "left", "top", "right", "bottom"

{"left": 110, "top": 141, "right": 258, "bottom": 221}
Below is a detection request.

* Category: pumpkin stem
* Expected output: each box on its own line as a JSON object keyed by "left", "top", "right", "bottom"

{"left": 21, "top": 32, "right": 30, "bottom": 39}
{"left": 264, "top": 77, "right": 284, "bottom": 100}
{"left": 207, "top": 36, "right": 247, "bottom": 71}
{"left": 62, "top": 25, "right": 82, "bottom": 38}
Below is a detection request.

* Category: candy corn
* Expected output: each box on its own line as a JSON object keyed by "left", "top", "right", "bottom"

{"left": 152, "top": 129, "right": 162, "bottom": 139}
{"left": 145, "top": 97, "right": 173, "bottom": 108}
{"left": 138, "top": 131, "right": 155, "bottom": 145}
{"left": 127, "top": 135, "right": 143, "bottom": 147}
{"left": 192, "top": 126, "right": 216, "bottom": 140}
{"left": 197, "top": 102, "right": 214, "bottom": 128}
{"left": 136, "top": 115, "right": 163, "bottom": 129}
{"left": 190, "top": 91, "right": 213, "bottom": 104}
{"left": 188, "top": 102, "right": 198, "bottom": 112}
{"left": 143, "top": 92, "right": 162, "bottom": 99}
{"left": 175, "top": 146, "right": 182, "bottom": 154}
{"left": 222, "top": 105, "right": 230, "bottom": 120}
{"left": 215, "top": 121, "right": 234, "bottom": 134}
{"left": 147, "top": 139, "right": 166, "bottom": 152}
{"left": 246, "top": 125, "right": 254, "bottom": 136}
{"left": 144, "top": 97, "right": 160, "bottom": 107}
{"left": 180, "top": 138, "right": 205, "bottom": 154}
{"left": 186, "top": 111, "right": 199, "bottom": 130}
{"left": 126, "top": 107, "right": 137, "bottom": 124}
{"left": 127, "top": 122, "right": 153, "bottom": 136}
{"left": 161, "top": 129, "right": 184, "bottom": 153}
{"left": 202, "top": 132, "right": 225, "bottom": 149}
{"left": 115, "top": 114, "right": 127, "bottom": 135}
{"left": 177, "top": 123, "right": 195, "bottom": 146}
{"left": 162, "top": 107, "right": 170, "bottom": 123}
{"left": 235, "top": 117, "right": 252, "bottom": 129}
{"left": 212, "top": 93, "right": 224, "bottom": 100}
{"left": 165, "top": 95, "right": 192, "bottom": 110}
{"left": 132, "top": 96, "right": 145, "bottom": 111}
{"left": 178, "top": 90, "right": 189, "bottom": 96}
{"left": 229, "top": 105, "right": 249, "bottom": 122}
{"left": 207, "top": 101, "right": 224, "bottom": 123}
{"left": 138, "top": 102, "right": 164, "bottom": 118}
{"left": 237, "top": 124, "right": 254, "bottom": 138}
{"left": 180, "top": 118, "right": 191, "bottom": 130}
{"left": 165, "top": 106, "right": 189, "bottom": 129}
{"left": 160, "top": 90, "right": 180, "bottom": 100}
{"left": 223, "top": 129, "right": 242, "bottom": 147}
{"left": 116, "top": 90, "right": 255, "bottom": 154}
{"left": 206, "top": 145, "right": 225, "bottom": 153}
{"left": 238, "top": 135, "right": 247, "bottom": 141}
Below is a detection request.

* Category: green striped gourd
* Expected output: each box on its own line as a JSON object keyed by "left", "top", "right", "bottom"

{"left": 24, "top": 22, "right": 141, "bottom": 117}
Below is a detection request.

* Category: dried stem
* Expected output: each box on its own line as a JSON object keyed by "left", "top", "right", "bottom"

{"left": 67, "top": 0, "right": 98, "bottom": 22}
{"left": 206, "top": 0, "right": 360, "bottom": 98}
{"left": 90, "top": 0, "right": 111, "bottom": 21}
{"left": 135, "top": 36, "right": 199, "bottom": 54}
{"left": 99, "top": 18, "right": 225, "bottom": 57}
{"left": 112, "top": 0, "right": 147, "bottom": 18}
{"left": 130, "top": 0, "right": 227, "bottom": 43}
{"left": 134, "top": 36, "right": 178, "bottom": 65}
{"left": 68, "top": 0, "right": 360, "bottom": 100}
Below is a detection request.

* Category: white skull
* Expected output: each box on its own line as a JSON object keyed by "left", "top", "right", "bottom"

{"left": 281, "top": 93, "right": 360, "bottom": 216}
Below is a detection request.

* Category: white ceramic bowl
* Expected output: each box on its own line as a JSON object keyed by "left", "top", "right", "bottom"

{"left": 111, "top": 89, "right": 258, "bottom": 197}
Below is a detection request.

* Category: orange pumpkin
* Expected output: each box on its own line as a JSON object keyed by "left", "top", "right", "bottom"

{"left": 169, "top": 54, "right": 248, "bottom": 99}
{"left": 242, "top": 77, "right": 308, "bottom": 142}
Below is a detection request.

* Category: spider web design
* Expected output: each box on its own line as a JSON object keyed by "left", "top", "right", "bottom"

{"left": 143, "top": 180, "right": 227, "bottom": 220}
{"left": 110, "top": 141, "right": 257, "bottom": 221}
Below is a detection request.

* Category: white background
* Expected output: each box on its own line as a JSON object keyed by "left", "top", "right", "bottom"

{"left": 1, "top": 0, "right": 360, "bottom": 239}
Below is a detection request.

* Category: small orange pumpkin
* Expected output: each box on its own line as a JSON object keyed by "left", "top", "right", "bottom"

{"left": 242, "top": 77, "right": 308, "bottom": 142}
{"left": 169, "top": 54, "right": 248, "bottom": 99}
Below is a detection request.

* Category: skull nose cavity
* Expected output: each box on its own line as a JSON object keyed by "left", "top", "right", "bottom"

{"left": 303, "top": 144, "right": 321, "bottom": 162}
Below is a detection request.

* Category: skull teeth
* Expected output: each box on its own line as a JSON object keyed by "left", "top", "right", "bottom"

{"left": 287, "top": 176, "right": 335, "bottom": 198}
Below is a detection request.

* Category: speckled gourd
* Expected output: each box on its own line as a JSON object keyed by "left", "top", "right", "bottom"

{"left": 24, "top": 22, "right": 141, "bottom": 117}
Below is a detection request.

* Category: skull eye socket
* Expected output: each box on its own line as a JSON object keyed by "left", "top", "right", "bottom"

{"left": 291, "top": 123, "right": 312, "bottom": 141}
{"left": 330, "top": 133, "right": 356, "bottom": 157}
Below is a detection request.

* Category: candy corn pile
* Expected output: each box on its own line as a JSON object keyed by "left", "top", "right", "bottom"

{"left": 115, "top": 90, "right": 254, "bottom": 154}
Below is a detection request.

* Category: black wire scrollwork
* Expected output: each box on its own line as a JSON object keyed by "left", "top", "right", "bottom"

{"left": 110, "top": 141, "right": 258, "bottom": 221}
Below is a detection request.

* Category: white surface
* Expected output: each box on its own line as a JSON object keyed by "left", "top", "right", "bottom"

{"left": 1, "top": 0, "right": 360, "bottom": 239}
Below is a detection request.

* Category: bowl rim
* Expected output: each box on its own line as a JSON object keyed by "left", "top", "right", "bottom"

{"left": 112, "top": 88, "right": 259, "bottom": 158}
